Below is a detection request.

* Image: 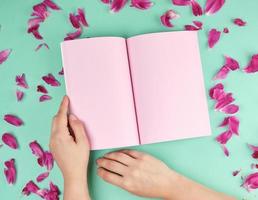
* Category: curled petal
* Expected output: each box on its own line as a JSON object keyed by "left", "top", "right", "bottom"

{"left": 241, "top": 172, "right": 258, "bottom": 191}
{"left": 22, "top": 180, "right": 40, "bottom": 196}
{"left": 36, "top": 172, "right": 49, "bottom": 182}
{"left": 4, "top": 159, "right": 16, "bottom": 184}
{"left": 204, "top": 0, "right": 225, "bottom": 15}
{"left": 101, "top": 0, "right": 111, "bottom": 3}
{"left": 78, "top": 8, "right": 89, "bottom": 27}
{"left": 16, "top": 90, "right": 24, "bottom": 101}
{"left": 172, "top": 0, "right": 191, "bottom": 6}
{"left": 209, "top": 83, "right": 224, "bottom": 99}
{"left": 248, "top": 144, "right": 258, "bottom": 159}
{"left": 32, "top": 3, "right": 49, "bottom": 19}
{"left": 0, "top": 49, "right": 12, "bottom": 65}
{"left": 64, "top": 28, "right": 82, "bottom": 41}
{"left": 215, "top": 93, "right": 234, "bottom": 110}
{"left": 224, "top": 55, "right": 239, "bottom": 70}
{"left": 2, "top": 133, "right": 18, "bottom": 149}
{"left": 232, "top": 170, "right": 241, "bottom": 176}
{"left": 221, "top": 104, "right": 239, "bottom": 114}
{"left": 213, "top": 65, "right": 230, "bottom": 80}
{"left": 193, "top": 20, "right": 203, "bottom": 28}
{"left": 16, "top": 73, "right": 29, "bottom": 88}
{"left": 191, "top": 1, "right": 202, "bottom": 16}
{"left": 221, "top": 144, "right": 229, "bottom": 156}
{"left": 185, "top": 25, "right": 200, "bottom": 31}
{"left": 69, "top": 13, "right": 80, "bottom": 29}
{"left": 243, "top": 54, "right": 258, "bottom": 73}
{"left": 42, "top": 73, "right": 60, "bottom": 87}
{"left": 208, "top": 28, "right": 221, "bottom": 48}
{"left": 219, "top": 116, "right": 239, "bottom": 135}
{"left": 29, "top": 140, "right": 44, "bottom": 158}
{"left": 233, "top": 18, "right": 246, "bottom": 26}
{"left": 216, "top": 130, "right": 233, "bottom": 145}
{"left": 160, "top": 9, "right": 180, "bottom": 28}
{"left": 35, "top": 43, "right": 49, "bottom": 51}
{"left": 43, "top": 0, "right": 60, "bottom": 10}
{"left": 130, "top": 0, "right": 154, "bottom": 10}
{"left": 28, "top": 17, "right": 44, "bottom": 29}
{"left": 28, "top": 24, "right": 43, "bottom": 40}
{"left": 40, "top": 95, "right": 52, "bottom": 102}
{"left": 37, "top": 85, "right": 48, "bottom": 93}
{"left": 4, "top": 114, "right": 24, "bottom": 126}
{"left": 58, "top": 67, "right": 64, "bottom": 75}
{"left": 110, "top": 0, "right": 128, "bottom": 13}
{"left": 223, "top": 27, "right": 229, "bottom": 33}
{"left": 43, "top": 151, "right": 54, "bottom": 170}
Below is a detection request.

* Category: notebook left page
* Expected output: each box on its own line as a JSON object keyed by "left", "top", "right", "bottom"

{"left": 61, "top": 37, "right": 139, "bottom": 150}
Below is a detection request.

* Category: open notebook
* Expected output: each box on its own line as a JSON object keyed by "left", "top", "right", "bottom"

{"left": 61, "top": 31, "right": 211, "bottom": 150}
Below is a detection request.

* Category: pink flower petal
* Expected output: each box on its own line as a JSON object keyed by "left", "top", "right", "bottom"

{"left": 160, "top": 9, "right": 180, "bottom": 28}
{"left": 29, "top": 140, "right": 44, "bottom": 158}
{"left": 35, "top": 43, "right": 49, "bottom": 51}
{"left": 40, "top": 95, "right": 52, "bottom": 102}
{"left": 241, "top": 172, "right": 258, "bottom": 191}
{"left": 243, "top": 54, "right": 258, "bottom": 73}
{"left": 22, "top": 180, "right": 40, "bottom": 196}
{"left": 101, "top": 0, "right": 111, "bottom": 3}
{"left": 42, "top": 73, "right": 60, "bottom": 87}
{"left": 216, "top": 130, "right": 233, "bottom": 144}
{"left": 16, "top": 90, "right": 24, "bottom": 101}
{"left": 130, "top": 0, "right": 154, "bottom": 10}
{"left": 191, "top": 1, "right": 203, "bottom": 16}
{"left": 209, "top": 83, "right": 224, "bottom": 99}
{"left": 213, "top": 65, "right": 230, "bottom": 80}
{"left": 110, "top": 0, "right": 128, "bottom": 13}
{"left": 16, "top": 73, "right": 29, "bottom": 89}
{"left": 43, "top": 151, "right": 54, "bottom": 170}
{"left": 221, "top": 144, "right": 229, "bottom": 156}
{"left": 204, "top": 0, "right": 225, "bottom": 15}
{"left": 43, "top": 0, "right": 60, "bottom": 10}
{"left": 248, "top": 144, "right": 258, "bottom": 159}
{"left": 232, "top": 169, "right": 241, "bottom": 176}
{"left": 4, "top": 159, "right": 16, "bottom": 184}
{"left": 193, "top": 20, "right": 203, "bottom": 28}
{"left": 27, "top": 24, "right": 43, "bottom": 40}
{"left": 37, "top": 85, "right": 48, "bottom": 94}
{"left": 225, "top": 55, "right": 239, "bottom": 70}
{"left": 4, "top": 114, "right": 24, "bottom": 126}
{"left": 208, "top": 28, "right": 221, "bottom": 48}
{"left": 215, "top": 93, "right": 234, "bottom": 110}
{"left": 32, "top": 3, "right": 49, "bottom": 19}
{"left": 77, "top": 8, "right": 89, "bottom": 27}
{"left": 28, "top": 17, "right": 44, "bottom": 29}
{"left": 0, "top": 49, "right": 12, "bottom": 65}
{"left": 233, "top": 18, "right": 246, "bottom": 26}
{"left": 251, "top": 164, "right": 258, "bottom": 169}
{"left": 2, "top": 133, "right": 18, "bottom": 149}
{"left": 36, "top": 172, "right": 49, "bottom": 182}
{"left": 172, "top": 0, "right": 191, "bottom": 6}
{"left": 58, "top": 67, "right": 64, "bottom": 75}
{"left": 223, "top": 27, "right": 229, "bottom": 33}
{"left": 221, "top": 104, "right": 239, "bottom": 114}
{"left": 184, "top": 25, "right": 200, "bottom": 31}
{"left": 69, "top": 13, "right": 80, "bottom": 29}
{"left": 219, "top": 116, "right": 239, "bottom": 135}
{"left": 64, "top": 28, "right": 82, "bottom": 40}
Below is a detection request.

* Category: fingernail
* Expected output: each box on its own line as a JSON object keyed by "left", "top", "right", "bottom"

{"left": 69, "top": 114, "right": 77, "bottom": 121}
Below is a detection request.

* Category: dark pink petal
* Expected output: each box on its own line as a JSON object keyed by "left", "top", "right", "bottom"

{"left": 224, "top": 55, "right": 239, "bottom": 70}
{"left": 221, "top": 144, "right": 229, "bottom": 157}
{"left": 16, "top": 90, "right": 24, "bottom": 101}
{"left": 43, "top": 0, "right": 60, "bottom": 10}
{"left": 251, "top": 164, "right": 258, "bottom": 169}
{"left": 215, "top": 93, "right": 234, "bottom": 110}
{"left": 22, "top": 180, "right": 40, "bottom": 196}
{"left": 49, "top": 181, "right": 59, "bottom": 193}
{"left": 160, "top": 10, "right": 179, "bottom": 28}
{"left": 248, "top": 144, "right": 258, "bottom": 159}
{"left": 35, "top": 43, "right": 49, "bottom": 51}
{"left": 29, "top": 140, "right": 44, "bottom": 158}
{"left": 40, "top": 95, "right": 52, "bottom": 102}
{"left": 28, "top": 17, "right": 44, "bottom": 28}
{"left": 193, "top": 20, "right": 203, "bottom": 28}
{"left": 4, "top": 159, "right": 16, "bottom": 184}
{"left": 204, "top": 0, "right": 225, "bottom": 15}
{"left": 243, "top": 54, "right": 258, "bottom": 73}
{"left": 220, "top": 116, "right": 239, "bottom": 135}
{"left": 28, "top": 24, "right": 43, "bottom": 40}
{"left": 216, "top": 130, "right": 232, "bottom": 144}
{"left": 184, "top": 25, "right": 199, "bottom": 31}
{"left": 37, "top": 85, "right": 48, "bottom": 94}
{"left": 223, "top": 27, "right": 229, "bottom": 33}
{"left": 208, "top": 28, "right": 221, "bottom": 48}
{"left": 78, "top": 8, "right": 89, "bottom": 27}
{"left": 0, "top": 49, "right": 12, "bottom": 65}
{"left": 110, "top": 0, "right": 128, "bottom": 13}
{"left": 64, "top": 28, "right": 82, "bottom": 41}
{"left": 36, "top": 172, "right": 49, "bottom": 182}
{"left": 232, "top": 169, "right": 241, "bottom": 176}
{"left": 172, "top": 0, "right": 191, "bottom": 6}
{"left": 4, "top": 114, "right": 24, "bottom": 126}
{"left": 101, "top": 0, "right": 111, "bottom": 3}
{"left": 2, "top": 133, "right": 18, "bottom": 149}
{"left": 43, "top": 151, "right": 54, "bottom": 170}
{"left": 233, "top": 18, "right": 246, "bottom": 26}
{"left": 221, "top": 104, "right": 239, "bottom": 114}
{"left": 130, "top": 0, "right": 154, "bottom": 10}
{"left": 16, "top": 73, "right": 29, "bottom": 88}
{"left": 58, "top": 67, "right": 64, "bottom": 75}
{"left": 32, "top": 3, "right": 49, "bottom": 19}
{"left": 191, "top": 1, "right": 202, "bottom": 16}
{"left": 42, "top": 73, "right": 60, "bottom": 87}
{"left": 213, "top": 65, "right": 230, "bottom": 80}
{"left": 241, "top": 172, "right": 258, "bottom": 191}
{"left": 69, "top": 13, "right": 80, "bottom": 29}
{"left": 209, "top": 83, "right": 224, "bottom": 99}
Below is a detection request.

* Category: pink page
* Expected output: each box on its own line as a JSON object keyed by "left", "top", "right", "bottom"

{"left": 61, "top": 37, "right": 139, "bottom": 150}
{"left": 127, "top": 31, "right": 211, "bottom": 144}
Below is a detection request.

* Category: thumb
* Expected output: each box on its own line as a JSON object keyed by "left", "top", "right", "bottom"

{"left": 68, "top": 114, "right": 89, "bottom": 145}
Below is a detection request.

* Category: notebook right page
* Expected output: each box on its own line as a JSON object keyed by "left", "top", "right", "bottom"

{"left": 127, "top": 31, "right": 211, "bottom": 144}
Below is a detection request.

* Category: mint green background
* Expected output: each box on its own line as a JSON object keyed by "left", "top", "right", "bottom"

{"left": 0, "top": 0, "right": 258, "bottom": 199}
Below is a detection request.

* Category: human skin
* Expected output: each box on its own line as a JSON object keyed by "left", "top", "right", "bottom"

{"left": 50, "top": 96, "right": 236, "bottom": 200}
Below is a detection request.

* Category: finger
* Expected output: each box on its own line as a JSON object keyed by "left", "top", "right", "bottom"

{"left": 119, "top": 149, "right": 144, "bottom": 159}
{"left": 68, "top": 114, "right": 88, "bottom": 144}
{"left": 96, "top": 158, "right": 127, "bottom": 176}
{"left": 57, "top": 95, "right": 69, "bottom": 116}
{"left": 97, "top": 167, "right": 123, "bottom": 187}
{"left": 104, "top": 151, "right": 135, "bottom": 166}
